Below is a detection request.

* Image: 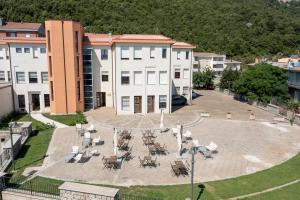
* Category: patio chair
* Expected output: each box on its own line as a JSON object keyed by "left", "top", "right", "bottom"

{"left": 84, "top": 132, "right": 91, "bottom": 139}
{"left": 119, "top": 140, "right": 129, "bottom": 150}
{"left": 74, "top": 153, "right": 83, "bottom": 163}
{"left": 138, "top": 156, "right": 146, "bottom": 167}
{"left": 149, "top": 156, "right": 158, "bottom": 167}
{"left": 120, "top": 147, "right": 133, "bottom": 161}
{"left": 71, "top": 146, "right": 79, "bottom": 154}
{"left": 172, "top": 128, "right": 178, "bottom": 136}
{"left": 87, "top": 124, "right": 96, "bottom": 133}
{"left": 206, "top": 142, "right": 218, "bottom": 153}
{"left": 183, "top": 130, "right": 192, "bottom": 140}
{"left": 198, "top": 146, "right": 212, "bottom": 159}
{"left": 92, "top": 136, "right": 102, "bottom": 145}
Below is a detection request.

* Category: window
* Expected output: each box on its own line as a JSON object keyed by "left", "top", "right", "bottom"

{"left": 186, "top": 51, "right": 189, "bottom": 59}
{"left": 101, "top": 49, "right": 108, "bottom": 60}
{"left": 47, "top": 30, "right": 51, "bottom": 52}
{"left": 0, "top": 48, "right": 3, "bottom": 59}
{"left": 50, "top": 81, "right": 54, "bottom": 101}
{"left": 40, "top": 48, "right": 46, "bottom": 54}
{"left": 33, "top": 47, "right": 38, "bottom": 58}
{"left": 29, "top": 72, "right": 38, "bottom": 83}
{"left": 44, "top": 94, "right": 50, "bottom": 107}
{"left": 147, "top": 71, "right": 156, "bottom": 85}
{"left": 121, "top": 47, "right": 129, "bottom": 60}
{"left": 25, "top": 33, "right": 30, "bottom": 38}
{"left": 150, "top": 47, "right": 155, "bottom": 58}
{"left": 121, "top": 71, "right": 130, "bottom": 85}
{"left": 121, "top": 96, "right": 130, "bottom": 111}
{"left": 76, "top": 56, "right": 80, "bottom": 77}
{"left": 175, "top": 69, "right": 180, "bottom": 79}
{"left": 102, "top": 71, "right": 109, "bottom": 82}
{"left": 183, "top": 86, "right": 189, "bottom": 95}
{"left": 162, "top": 48, "right": 167, "bottom": 58}
{"left": 159, "top": 95, "right": 167, "bottom": 109}
{"left": 213, "top": 64, "right": 223, "bottom": 68}
{"left": 49, "top": 56, "right": 52, "bottom": 77}
{"left": 18, "top": 95, "right": 25, "bottom": 108}
{"left": 75, "top": 31, "right": 79, "bottom": 53}
{"left": 134, "top": 47, "right": 142, "bottom": 60}
{"left": 16, "top": 48, "right": 22, "bottom": 53}
{"left": 0, "top": 71, "right": 4, "bottom": 81}
{"left": 134, "top": 71, "right": 143, "bottom": 85}
{"left": 77, "top": 81, "right": 81, "bottom": 100}
{"left": 7, "top": 33, "right": 16, "bottom": 37}
{"left": 183, "top": 69, "right": 189, "bottom": 79}
{"left": 7, "top": 71, "right": 11, "bottom": 81}
{"left": 175, "top": 87, "right": 180, "bottom": 95}
{"left": 177, "top": 51, "right": 181, "bottom": 60}
{"left": 16, "top": 72, "right": 25, "bottom": 83}
{"left": 159, "top": 71, "right": 168, "bottom": 85}
{"left": 24, "top": 48, "right": 30, "bottom": 53}
{"left": 41, "top": 72, "right": 48, "bottom": 83}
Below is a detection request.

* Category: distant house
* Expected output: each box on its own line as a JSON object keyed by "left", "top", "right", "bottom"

{"left": 286, "top": 61, "right": 300, "bottom": 102}
{"left": 0, "top": 17, "right": 44, "bottom": 38}
{"left": 193, "top": 52, "right": 226, "bottom": 75}
{"left": 224, "top": 60, "right": 241, "bottom": 71}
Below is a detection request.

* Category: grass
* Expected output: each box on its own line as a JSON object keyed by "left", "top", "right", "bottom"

{"left": 245, "top": 182, "right": 300, "bottom": 200}
{"left": 42, "top": 112, "right": 87, "bottom": 126}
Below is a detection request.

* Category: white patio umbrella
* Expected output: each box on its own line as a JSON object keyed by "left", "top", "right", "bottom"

{"left": 113, "top": 128, "right": 118, "bottom": 156}
{"left": 160, "top": 111, "right": 164, "bottom": 130}
{"left": 177, "top": 125, "right": 182, "bottom": 156}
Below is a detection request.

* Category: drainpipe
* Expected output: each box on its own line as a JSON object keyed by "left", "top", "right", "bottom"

{"left": 7, "top": 43, "right": 16, "bottom": 113}
{"left": 61, "top": 21, "right": 69, "bottom": 114}
{"left": 169, "top": 45, "right": 172, "bottom": 113}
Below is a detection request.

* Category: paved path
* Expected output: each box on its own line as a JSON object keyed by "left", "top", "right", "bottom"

{"left": 31, "top": 113, "right": 68, "bottom": 128}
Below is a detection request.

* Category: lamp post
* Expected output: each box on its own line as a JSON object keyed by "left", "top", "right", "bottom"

{"left": 9, "top": 121, "right": 16, "bottom": 171}
{"left": 189, "top": 146, "right": 197, "bottom": 200}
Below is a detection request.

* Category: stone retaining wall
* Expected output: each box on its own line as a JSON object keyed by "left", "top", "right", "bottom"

{"left": 60, "top": 190, "right": 116, "bottom": 200}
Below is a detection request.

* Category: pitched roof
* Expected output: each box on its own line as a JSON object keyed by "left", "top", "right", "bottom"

{"left": 194, "top": 52, "right": 224, "bottom": 57}
{"left": 1, "top": 37, "right": 46, "bottom": 44}
{"left": 172, "top": 41, "right": 196, "bottom": 49}
{"left": 0, "top": 22, "right": 42, "bottom": 31}
{"left": 113, "top": 34, "right": 176, "bottom": 44}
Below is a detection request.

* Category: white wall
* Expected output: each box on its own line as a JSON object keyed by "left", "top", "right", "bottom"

{"left": 10, "top": 43, "right": 49, "bottom": 113}
{"left": 0, "top": 84, "right": 13, "bottom": 119}
{"left": 87, "top": 46, "right": 114, "bottom": 108}
{"left": 114, "top": 43, "right": 171, "bottom": 115}
{"left": 0, "top": 45, "right": 11, "bottom": 82}
{"left": 171, "top": 48, "right": 192, "bottom": 103}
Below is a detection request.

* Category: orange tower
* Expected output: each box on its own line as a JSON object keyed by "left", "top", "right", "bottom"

{"left": 45, "top": 20, "right": 84, "bottom": 114}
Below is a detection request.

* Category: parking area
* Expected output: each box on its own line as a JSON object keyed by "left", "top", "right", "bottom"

{"left": 36, "top": 90, "right": 300, "bottom": 186}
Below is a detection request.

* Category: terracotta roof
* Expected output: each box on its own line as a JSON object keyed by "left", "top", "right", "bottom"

{"left": 0, "top": 22, "right": 42, "bottom": 31}
{"left": 194, "top": 52, "right": 225, "bottom": 57}
{"left": 83, "top": 33, "right": 119, "bottom": 45}
{"left": 172, "top": 41, "right": 196, "bottom": 49}
{"left": 2, "top": 37, "right": 46, "bottom": 44}
{"left": 113, "top": 34, "right": 175, "bottom": 44}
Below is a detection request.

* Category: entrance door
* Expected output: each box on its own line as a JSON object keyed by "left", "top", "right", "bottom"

{"left": 101, "top": 92, "right": 106, "bottom": 106}
{"left": 31, "top": 94, "right": 40, "bottom": 111}
{"left": 147, "top": 96, "right": 155, "bottom": 113}
{"left": 96, "top": 92, "right": 101, "bottom": 108}
{"left": 134, "top": 96, "right": 142, "bottom": 113}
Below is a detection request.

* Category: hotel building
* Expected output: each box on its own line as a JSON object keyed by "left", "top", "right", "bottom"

{"left": 0, "top": 18, "right": 195, "bottom": 115}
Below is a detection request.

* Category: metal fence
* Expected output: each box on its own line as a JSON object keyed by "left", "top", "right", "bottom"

{"left": 119, "top": 193, "right": 162, "bottom": 200}
{"left": 0, "top": 176, "right": 60, "bottom": 199}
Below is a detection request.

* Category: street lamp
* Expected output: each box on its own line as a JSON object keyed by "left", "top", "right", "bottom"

{"left": 9, "top": 121, "right": 17, "bottom": 171}
{"left": 189, "top": 145, "right": 197, "bottom": 200}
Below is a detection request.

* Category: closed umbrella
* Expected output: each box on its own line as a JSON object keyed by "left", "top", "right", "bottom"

{"left": 177, "top": 125, "right": 182, "bottom": 156}
{"left": 160, "top": 111, "right": 164, "bottom": 130}
{"left": 113, "top": 128, "right": 118, "bottom": 156}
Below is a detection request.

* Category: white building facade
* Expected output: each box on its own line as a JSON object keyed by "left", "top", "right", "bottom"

{"left": 193, "top": 52, "right": 226, "bottom": 75}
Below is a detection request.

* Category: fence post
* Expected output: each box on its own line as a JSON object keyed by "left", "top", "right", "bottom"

{"left": 29, "top": 180, "right": 32, "bottom": 195}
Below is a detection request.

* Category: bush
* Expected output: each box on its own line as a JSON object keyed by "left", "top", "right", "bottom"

{"left": 219, "top": 69, "right": 241, "bottom": 91}
{"left": 193, "top": 69, "right": 215, "bottom": 89}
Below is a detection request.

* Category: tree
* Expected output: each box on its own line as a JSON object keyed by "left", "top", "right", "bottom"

{"left": 193, "top": 69, "right": 215, "bottom": 89}
{"left": 233, "top": 64, "right": 289, "bottom": 103}
{"left": 219, "top": 69, "right": 241, "bottom": 91}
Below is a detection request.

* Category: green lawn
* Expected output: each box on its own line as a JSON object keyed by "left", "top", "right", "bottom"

{"left": 42, "top": 112, "right": 87, "bottom": 126}
{"left": 245, "top": 182, "right": 300, "bottom": 200}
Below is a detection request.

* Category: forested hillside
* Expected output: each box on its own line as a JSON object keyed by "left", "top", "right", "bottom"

{"left": 0, "top": 0, "right": 299, "bottom": 61}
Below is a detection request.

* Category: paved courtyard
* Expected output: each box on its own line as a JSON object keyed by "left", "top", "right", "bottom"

{"left": 36, "top": 90, "right": 300, "bottom": 186}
